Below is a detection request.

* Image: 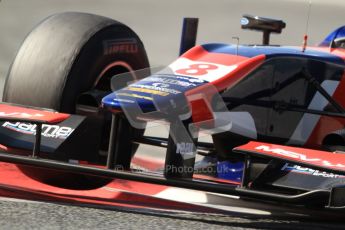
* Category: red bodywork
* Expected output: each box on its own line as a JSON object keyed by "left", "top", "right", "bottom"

{"left": 0, "top": 104, "right": 69, "bottom": 124}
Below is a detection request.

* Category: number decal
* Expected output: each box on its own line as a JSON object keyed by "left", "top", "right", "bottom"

{"left": 169, "top": 57, "right": 238, "bottom": 82}
{"left": 175, "top": 64, "right": 218, "bottom": 76}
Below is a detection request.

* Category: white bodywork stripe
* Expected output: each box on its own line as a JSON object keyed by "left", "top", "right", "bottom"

{"left": 155, "top": 188, "right": 271, "bottom": 215}
{"left": 209, "top": 112, "right": 257, "bottom": 139}
{"left": 288, "top": 80, "right": 339, "bottom": 145}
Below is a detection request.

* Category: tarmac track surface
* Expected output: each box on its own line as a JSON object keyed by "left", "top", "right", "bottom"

{"left": 1, "top": 0, "right": 345, "bottom": 229}
{"left": 0, "top": 198, "right": 344, "bottom": 230}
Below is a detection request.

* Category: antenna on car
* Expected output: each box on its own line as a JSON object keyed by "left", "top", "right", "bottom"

{"left": 302, "top": 0, "right": 312, "bottom": 52}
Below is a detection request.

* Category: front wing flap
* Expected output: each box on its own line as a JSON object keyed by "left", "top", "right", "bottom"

{"left": 233, "top": 141, "right": 345, "bottom": 175}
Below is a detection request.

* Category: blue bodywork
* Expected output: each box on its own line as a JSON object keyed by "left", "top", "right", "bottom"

{"left": 217, "top": 161, "right": 244, "bottom": 182}
{"left": 103, "top": 43, "right": 345, "bottom": 112}
{"left": 202, "top": 43, "right": 345, "bottom": 65}
{"left": 319, "top": 25, "right": 345, "bottom": 47}
{"left": 102, "top": 74, "right": 207, "bottom": 113}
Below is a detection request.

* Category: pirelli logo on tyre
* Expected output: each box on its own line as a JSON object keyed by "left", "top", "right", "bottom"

{"left": 103, "top": 38, "right": 138, "bottom": 55}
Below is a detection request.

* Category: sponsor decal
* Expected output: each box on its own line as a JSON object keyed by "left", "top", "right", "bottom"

{"left": 144, "top": 75, "right": 200, "bottom": 87}
{"left": 151, "top": 83, "right": 170, "bottom": 88}
{"left": 115, "top": 93, "right": 153, "bottom": 101}
{"left": 103, "top": 38, "right": 138, "bottom": 55}
{"left": 2, "top": 122, "right": 74, "bottom": 139}
{"left": 127, "top": 87, "right": 170, "bottom": 96}
{"left": 109, "top": 74, "right": 206, "bottom": 109}
{"left": 281, "top": 163, "right": 345, "bottom": 178}
{"left": 174, "top": 75, "right": 205, "bottom": 83}
{"left": 255, "top": 145, "right": 345, "bottom": 168}
{"left": 129, "top": 84, "right": 181, "bottom": 95}
{"left": 176, "top": 142, "right": 195, "bottom": 159}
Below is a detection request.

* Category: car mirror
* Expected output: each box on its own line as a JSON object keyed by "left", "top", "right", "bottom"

{"left": 241, "top": 14, "right": 286, "bottom": 45}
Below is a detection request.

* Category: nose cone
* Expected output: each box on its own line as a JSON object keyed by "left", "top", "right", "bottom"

{"left": 101, "top": 90, "right": 157, "bottom": 113}
{"left": 102, "top": 74, "right": 207, "bottom": 114}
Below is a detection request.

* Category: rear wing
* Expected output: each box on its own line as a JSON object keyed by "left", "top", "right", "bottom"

{"left": 234, "top": 141, "right": 345, "bottom": 175}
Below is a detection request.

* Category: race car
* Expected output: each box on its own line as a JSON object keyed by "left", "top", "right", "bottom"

{"left": 1, "top": 12, "right": 345, "bottom": 210}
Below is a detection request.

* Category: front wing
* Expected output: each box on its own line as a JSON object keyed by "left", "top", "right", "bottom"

{"left": 0, "top": 103, "right": 344, "bottom": 209}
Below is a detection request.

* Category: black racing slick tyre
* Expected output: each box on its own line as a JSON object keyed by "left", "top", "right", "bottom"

{"left": 3, "top": 12, "right": 149, "bottom": 189}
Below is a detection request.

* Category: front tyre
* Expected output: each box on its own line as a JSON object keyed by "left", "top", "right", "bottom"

{"left": 3, "top": 12, "right": 149, "bottom": 189}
